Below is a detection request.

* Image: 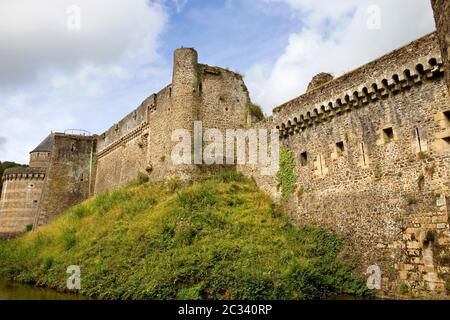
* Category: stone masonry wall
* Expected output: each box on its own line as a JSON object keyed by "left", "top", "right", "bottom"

{"left": 241, "top": 32, "right": 450, "bottom": 297}
{"left": 94, "top": 49, "right": 250, "bottom": 193}
{"left": 33, "top": 134, "right": 96, "bottom": 227}
{"left": 0, "top": 168, "right": 46, "bottom": 238}
{"left": 431, "top": 0, "right": 450, "bottom": 93}
{"left": 29, "top": 152, "right": 51, "bottom": 168}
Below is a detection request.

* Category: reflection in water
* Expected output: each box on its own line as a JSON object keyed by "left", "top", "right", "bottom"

{"left": 0, "top": 278, "right": 87, "bottom": 300}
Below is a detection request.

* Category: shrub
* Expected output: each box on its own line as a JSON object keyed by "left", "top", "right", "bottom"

{"left": 400, "top": 282, "right": 409, "bottom": 294}
{"left": 374, "top": 165, "right": 382, "bottom": 179}
{"left": 165, "top": 177, "right": 182, "bottom": 194}
{"left": 72, "top": 204, "right": 89, "bottom": 219}
{"left": 247, "top": 103, "right": 265, "bottom": 122}
{"left": 61, "top": 228, "right": 76, "bottom": 251}
{"left": 213, "top": 170, "right": 246, "bottom": 183}
{"left": 277, "top": 147, "right": 298, "bottom": 200}
{"left": 176, "top": 185, "right": 217, "bottom": 211}
{"left": 128, "top": 173, "right": 149, "bottom": 187}
{"left": 41, "top": 256, "right": 54, "bottom": 271}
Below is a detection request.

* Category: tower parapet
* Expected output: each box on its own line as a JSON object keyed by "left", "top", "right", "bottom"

{"left": 0, "top": 167, "right": 47, "bottom": 239}
{"left": 431, "top": 0, "right": 450, "bottom": 93}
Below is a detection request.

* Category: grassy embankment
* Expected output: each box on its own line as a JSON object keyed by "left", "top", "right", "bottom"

{"left": 0, "top": 172, "right": 371, "bottom": 299}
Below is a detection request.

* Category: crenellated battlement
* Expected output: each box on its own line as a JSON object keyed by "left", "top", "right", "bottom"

{"left": 273, "top": 32, "right": 444, "bottom": 136}
{"left": 276, "top": 55, "right": 444, "bottom": 137}
{"left": 2, "top": 167, "right": 46, "bottom": 181}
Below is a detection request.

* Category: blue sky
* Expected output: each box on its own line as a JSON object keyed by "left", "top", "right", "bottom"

{"left": 0, "top": 0, "right": 436, "bottom": 163}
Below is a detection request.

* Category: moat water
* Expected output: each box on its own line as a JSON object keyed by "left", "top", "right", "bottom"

{"left": 0, "top": 278, "right": 86, "bottom": 300}
{"left": 0, "top": 278, "right": 372, "bottom": 300}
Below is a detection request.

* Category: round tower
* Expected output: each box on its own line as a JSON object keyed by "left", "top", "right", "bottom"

{"left": 0, "top": 167, "right": 46, "bottom": 238}
{"left": 29, "top": 133, "right": 55, "bottom": 168}
{"left": 169, "top": 48, "right": 200, "bottom": 177}
{"left": 171, "top": 48, "right": 199, "bottom": 129}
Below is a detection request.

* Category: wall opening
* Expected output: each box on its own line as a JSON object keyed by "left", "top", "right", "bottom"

{"left": 415, "top": 128, "right": 423, "bottom": 152}
{"left": 336, "top": 141, "right": 345, "bottom": 156}
{"left": 444, "top": 110, "right": 450, "bottom": 125}
{"left": 300, "top": 151, "right": 308, "bottom": 166}
{"left": 444, "top": 136, "right": 450, "bottom": 148}
{"left": 383, "top": 127, "right": 394, "bottom": 143}
{"left": 318, "top": 154, "right": 324, "bottom": 175}
{"left": 361, "top": 143, "right": 366, "bottom": 166}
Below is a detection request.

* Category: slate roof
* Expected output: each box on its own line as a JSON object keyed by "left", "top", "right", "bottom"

{"left": 30, "top": 133, "right": 55, "bottom": 153}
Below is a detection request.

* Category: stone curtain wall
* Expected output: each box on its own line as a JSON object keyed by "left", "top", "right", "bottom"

{"left": 431, "top": 0, "right": 450, "bottom": 93}
{"left": 198, "top": 65, "right": 250, "bottom": 132}
{"left": 241, "top": 32, "right": 450, "bottom": 296}
{"left": 94, "top": 49, "right": 251, "bottom": 193}
{"left": 33, "top": 134, "right": 95, "bottom": 228}
{"left": 0, "top": 168, "right": 46, "bottom": 238}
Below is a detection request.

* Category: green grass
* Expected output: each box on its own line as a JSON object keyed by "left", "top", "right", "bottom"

{"left": 0, "top": 172, "right": 370, "bottom": 299}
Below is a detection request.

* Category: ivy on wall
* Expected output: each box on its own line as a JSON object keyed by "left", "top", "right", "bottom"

{"left": 276, "top": 147, "right": 298, "bottom": 200}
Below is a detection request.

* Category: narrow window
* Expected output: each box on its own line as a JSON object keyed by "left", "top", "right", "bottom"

{"left": 336, "top": 141, "right": 345, "bottom": 156}
{"left": 318, "top": 154, "right": 323, "bottom": 175}
{"left": 361, "top": 143, "right": 366, "bottom": 166}
{"left": 444, "top": 136, "right": 450, "bottom": 148}
{"left": 444, "top": 110, "right": 450, "bottom": 125}
{"left": 383, "top": 127, "right": 394, "bottom": 143}
{"left": 415, "top": 128, "right": 422, "bottom": 152}
{"left": 300, "top": 151, "right": 308, "bottom": 166}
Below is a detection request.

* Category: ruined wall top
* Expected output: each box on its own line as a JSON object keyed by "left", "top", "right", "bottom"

{"left": 307, "top": 73, "right": 334, "bottom": 92}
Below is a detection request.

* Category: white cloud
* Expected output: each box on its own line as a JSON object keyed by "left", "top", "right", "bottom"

{"left": 0, "top": 0, "right": 168, "bottom": 163}
{"left": 247, "top": 0, "right": 436, "bottom": 113}
{"left": 0, "top": 0, "right": 167, "bottom": 85}
{"left": 173, "top": 0, "right": 189, "bottom": 13}
{"left": 0, "top": 137, "right": 6, "bottom": 154}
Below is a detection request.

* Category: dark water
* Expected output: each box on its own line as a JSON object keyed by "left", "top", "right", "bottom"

{"left": 0, "top": 278, "right": 87, "bottom": 300}
{"left": 0, "top": 278, "right": 373, "bottom": 300}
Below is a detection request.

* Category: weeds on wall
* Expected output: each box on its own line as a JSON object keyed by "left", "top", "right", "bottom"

{"left": 277, "top": 147, "right": 298, "bottom": 200}
{"left": 247, "top": 103, "right": 265, "bottom": 122}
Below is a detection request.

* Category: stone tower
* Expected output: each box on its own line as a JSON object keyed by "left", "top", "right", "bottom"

{"left": 171, "top": 48, "right": 199, "bottom": 126}
{"left": 431, "top": 0, "right": 450, "bottom": 93}
{"left": 170, "top": 48, "right": 200, "bottom": 175}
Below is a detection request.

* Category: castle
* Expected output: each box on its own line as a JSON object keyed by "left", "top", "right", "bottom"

{"left": 0, "top": 1, "right": 448, "bottom": 297}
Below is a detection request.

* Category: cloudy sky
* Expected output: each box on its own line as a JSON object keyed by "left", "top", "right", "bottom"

{"left": 0, "top": 0, "right": 436, "bottom": 163}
